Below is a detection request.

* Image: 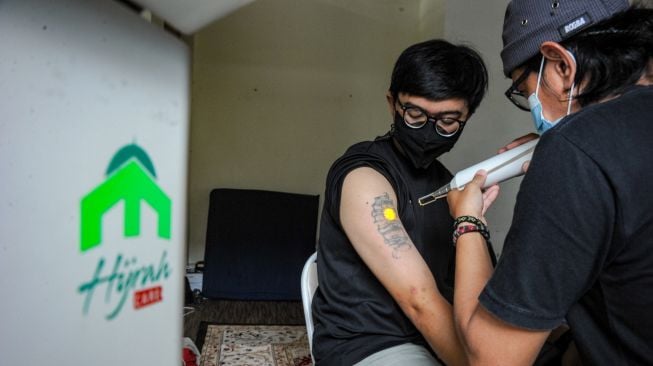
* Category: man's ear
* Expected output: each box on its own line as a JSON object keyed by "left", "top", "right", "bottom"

{"left": 386, "top": 91, "right": 396, "bottom": 118}
{"left": 638, "top": 58, "right": 653, "bottom": 85}
{"left": 540, "top": 41, "right": 576, "bottom": 91}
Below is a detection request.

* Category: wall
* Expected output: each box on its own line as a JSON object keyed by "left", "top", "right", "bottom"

{"left": 441, "top": 0, "right": 533, "bottom": 254}
{"left": 188, "top": 0, "right": 444, "bottom": 263}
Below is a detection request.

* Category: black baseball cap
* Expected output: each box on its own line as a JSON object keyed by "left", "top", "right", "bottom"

{"left": 501, "top": 0, "right": 629, "bottom": 77}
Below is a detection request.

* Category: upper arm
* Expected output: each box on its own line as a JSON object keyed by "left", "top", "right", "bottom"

{"left": 339, "top": 167, "right": 445, "bottom": 312}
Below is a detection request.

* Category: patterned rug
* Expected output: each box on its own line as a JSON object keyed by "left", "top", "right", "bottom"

{"left": 196, "top": 323, "right": 312, "bottom": 366}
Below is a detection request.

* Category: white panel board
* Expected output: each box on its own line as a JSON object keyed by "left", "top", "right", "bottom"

{"left": 0, "top": 0, "right": 189, "bottom": 364}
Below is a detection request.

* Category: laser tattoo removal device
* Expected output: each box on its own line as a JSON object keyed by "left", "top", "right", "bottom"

{"left": 418, "top": 138, "right": 539, "bottom": 206}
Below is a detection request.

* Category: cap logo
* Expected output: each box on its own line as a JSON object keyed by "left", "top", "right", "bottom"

{"left": 559, "top": 13, "right": 592, "bottom": 38}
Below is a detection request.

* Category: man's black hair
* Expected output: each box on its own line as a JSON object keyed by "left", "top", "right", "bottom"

{"left": 521, "top": 5, "right": 653, "bottom": 107}
{"left": 389, "top": 39, "right": 488, "bottom": 115}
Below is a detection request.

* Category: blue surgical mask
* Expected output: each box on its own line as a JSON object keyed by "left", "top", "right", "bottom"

{"left": 528, "top": 53, "right": 576, "bottom": 134}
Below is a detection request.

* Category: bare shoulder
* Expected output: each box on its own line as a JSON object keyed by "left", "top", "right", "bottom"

{"left": 341, "top": 166, "right": 395, "bottom": 198}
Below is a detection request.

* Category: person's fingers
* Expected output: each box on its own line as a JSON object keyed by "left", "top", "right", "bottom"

{"left": 522, "top": 160, "right": 530, "bottom": 173}
{"left": 482, "top": 185, "right": 500, "bottom": 216}
{"left": 498, "top": 133, "right": 539, "bottom": 153}
{"left": 467, "top": 170, "right": 488, "bottom": 190}
{"left": 448, "top": 170, "right": 489, "bottom": 219}
{"left": 507, "top": 133, "right": 539, "bottom": 148}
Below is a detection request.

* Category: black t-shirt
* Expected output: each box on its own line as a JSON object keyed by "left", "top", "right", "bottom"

{"left": 480, "top": 86, "right": 653, "bottom": 365}
{"left": 312, "top": 135, "right": 456, "bottom": 365}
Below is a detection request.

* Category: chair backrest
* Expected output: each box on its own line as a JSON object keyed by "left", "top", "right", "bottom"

{"left": 203, "top": 189, "right": 318, "bottom": 300}
{"left": 300, "top": 252, "right": 318, "bottom": 359}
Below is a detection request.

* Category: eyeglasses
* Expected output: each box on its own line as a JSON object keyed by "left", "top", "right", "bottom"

{"left": 396, "top": 101, "right": 466, "bottom": 137}
{"left": 504, "top": 67, "right": 532, "bottom": 111}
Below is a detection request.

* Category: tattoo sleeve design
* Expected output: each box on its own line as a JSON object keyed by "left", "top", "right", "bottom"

{"left": 371, "top": 193, "right": 412, "bottom": 258}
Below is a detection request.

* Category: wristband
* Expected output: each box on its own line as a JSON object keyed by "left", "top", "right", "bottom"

{"left": 452, "top": 217, "right": 497, "bottom": 267}
{"left": 453, "top": 215, "right": 485, "bottom": 228}
{"left": 452, "top": 224, "right": 490, "bottom": 246}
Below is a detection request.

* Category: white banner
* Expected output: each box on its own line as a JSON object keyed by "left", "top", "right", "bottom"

{"left": 0, "top": 0, "right": 189, "bottom": 364}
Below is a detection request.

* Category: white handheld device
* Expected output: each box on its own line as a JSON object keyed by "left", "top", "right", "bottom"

{"left": 418, "top": 138, "right": 539, "bottom": 206}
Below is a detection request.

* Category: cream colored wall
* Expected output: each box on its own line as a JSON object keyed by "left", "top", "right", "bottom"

{"left": 188, "top": 0, "right": 444, "bottom": 263}
{"left": 441, "top": 0, "right": 533, "bottom": 255}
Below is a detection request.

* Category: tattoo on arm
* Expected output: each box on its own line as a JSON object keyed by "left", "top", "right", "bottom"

{"left": 371, "top": 192, "right": 412, "bottom": 259}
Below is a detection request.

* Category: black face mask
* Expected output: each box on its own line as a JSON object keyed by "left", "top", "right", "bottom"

{"left": 392, "top": 112, "right": 461, "bottom": 169}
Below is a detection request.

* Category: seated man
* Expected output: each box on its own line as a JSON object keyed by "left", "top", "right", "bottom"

{"left": 311, "top": 39, "right": 488, "bottom": 366}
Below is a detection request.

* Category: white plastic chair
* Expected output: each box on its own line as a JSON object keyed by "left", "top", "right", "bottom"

{"left": 300, "top": 252, "right": 318, "bottom": 360}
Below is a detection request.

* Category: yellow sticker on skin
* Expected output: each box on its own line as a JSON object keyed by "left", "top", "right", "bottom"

{"left": 383, "top": 208, "right": 397, "bottom": 221}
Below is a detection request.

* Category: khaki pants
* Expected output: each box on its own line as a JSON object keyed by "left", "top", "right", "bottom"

{"left": 354, "top": 343, "right": 443, "bottom": 366}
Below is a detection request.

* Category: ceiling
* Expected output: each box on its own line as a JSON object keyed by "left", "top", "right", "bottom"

{"left": 130, "top": 0, "right": 256, "bottom": 34}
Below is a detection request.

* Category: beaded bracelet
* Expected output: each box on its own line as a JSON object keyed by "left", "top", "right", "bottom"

{"left": 453, "top": 216, "right": 488, "bottom": 239}
{"left": 452, "top": 224, "right": 491, "bottom": 246}
{"left": 453, "top": 215, "right": 486, "bottom": 228}
{"left": 452, "top": 216, "right": 497, "bottom": 266}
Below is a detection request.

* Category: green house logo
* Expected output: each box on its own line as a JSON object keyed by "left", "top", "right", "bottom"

{"left": 80, "top": 144, "right": 171, "bottom": 252}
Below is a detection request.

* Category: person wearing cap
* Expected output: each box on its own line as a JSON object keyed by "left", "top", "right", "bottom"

{"left": 311, "top": 39, "right": 488, "bottom": 366}
{"left": 446, "top": 1, "right": 653, "bottom": 365}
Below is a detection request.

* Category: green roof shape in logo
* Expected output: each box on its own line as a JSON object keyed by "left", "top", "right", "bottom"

{"left": 80, "top": 144, "right": 171, "bottom": 252}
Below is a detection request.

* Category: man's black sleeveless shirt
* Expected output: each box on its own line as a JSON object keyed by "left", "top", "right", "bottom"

{"left": 312, "top": 134, "right": 456, "bottom": 365}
